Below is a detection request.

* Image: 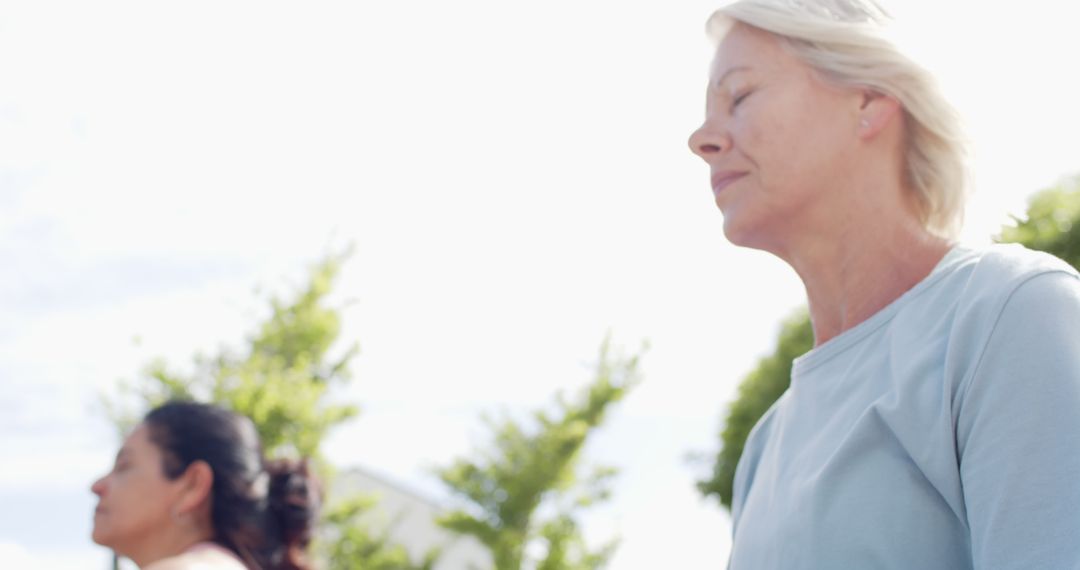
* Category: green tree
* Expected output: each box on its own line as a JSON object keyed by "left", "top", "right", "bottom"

{"left": 324, "top": 495, "right": 440, "bottom": 570}
{"left": 696, "top": 310, "right": 813, "bottom": 510}
{"left": 435, "top": 339, "right": 642, "bottom": 570}
{"left": 104, "top": 251, "right": 358, "bottom": 458}
{"left": 697, "top": 173, "right": 1080, "bottom": 511}
{"left": 997, "top": 175, "right": 1080, "bottom": 266}
{"left": 103, "top": 251, "right": 433, "bottom": 570}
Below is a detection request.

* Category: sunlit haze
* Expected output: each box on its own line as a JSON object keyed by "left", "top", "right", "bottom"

{"left": 2, "top": 1, "right": 1078, "bottom": 568}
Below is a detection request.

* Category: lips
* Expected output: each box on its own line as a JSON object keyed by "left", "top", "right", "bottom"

{"left": 711, "top": 171, "right": 747, "bottom": 194}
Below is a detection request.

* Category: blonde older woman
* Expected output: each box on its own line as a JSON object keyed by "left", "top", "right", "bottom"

{"left": 688, "top": 1, "right": 1080, "bottom": 568}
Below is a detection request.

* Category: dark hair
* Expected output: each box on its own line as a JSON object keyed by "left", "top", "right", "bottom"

{"left": 143, "top": 401, "right": 320, "bottom": 570}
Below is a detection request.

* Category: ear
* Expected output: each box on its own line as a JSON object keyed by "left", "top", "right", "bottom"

{"left": 174, "top": 460, "right": 214, "bottom": 516}
{"left": 856, "top": 89, "right": 901, "bottom": 139}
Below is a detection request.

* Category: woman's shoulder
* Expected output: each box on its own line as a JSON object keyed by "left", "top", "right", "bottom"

{"left": 928, "top": 243, "right": 1077, "bottom": 316}
{"left": 941, "top": 243, "right": 1080, "bottom": 384}
{"left": 949, "top": 242, "right": 1076, "bottom": 285}
{"left": 142, "top": 543, "right": 248, "bottom": 570}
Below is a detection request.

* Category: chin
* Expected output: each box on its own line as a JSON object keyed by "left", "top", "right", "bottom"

{"left": 721, "top": 210, "right": 788, "bottom": 254}
{"left": 91, "top": 523, "right": 112, "bottom": 548}
{"left": 721, "top": 216, "right": 760, "bottom": 249}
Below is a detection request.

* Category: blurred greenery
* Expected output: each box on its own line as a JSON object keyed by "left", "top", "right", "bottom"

{"left": 697, "top": 174, "right": 1080, "bottom": 511}
{"left": 102, "top": 250, "right": 641, "bottom": 570}
{"left": 102, "top": 250, "right": 358, "bottom": 459}
{"left": 435, "top": 338, "right": 642, "bottom": 570}
{"left": 996, "top": 175, "right": 1080, "bottom": 267}
{"left": 323, "top": 495, "right": 440, "bottom": 570}
{"left": 696, "top": 310, "right": 813, "bottom": 510}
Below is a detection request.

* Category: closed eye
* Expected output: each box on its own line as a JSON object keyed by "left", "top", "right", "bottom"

{"left": 732, "top": 90, "right": 753, "bottom": 111}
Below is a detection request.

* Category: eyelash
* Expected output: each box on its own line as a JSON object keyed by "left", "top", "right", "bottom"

{"left": 731, "top": 90, "right": 753, "bottom": 111}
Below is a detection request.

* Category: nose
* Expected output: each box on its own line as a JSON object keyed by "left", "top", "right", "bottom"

{"left": 91, "top": 475, "right": 108, "bottom": 497}
{"left": 688, "top": 119, "right": 729, "bottom": 161}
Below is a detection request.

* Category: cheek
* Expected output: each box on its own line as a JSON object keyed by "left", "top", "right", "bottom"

{"left": 93, "top": 502, "right": 168, "bottom": 551}
{"left": 94, "top": 473, "right": 169, "bottom": 537}
{"left": 732, "top": 109, "right": 790, "bottom": 168}
{"left": 736, "top": 101, "right": 845, "bottom": 195}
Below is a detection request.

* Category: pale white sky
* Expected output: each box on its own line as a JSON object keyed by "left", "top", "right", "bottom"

{"left": 1, "top": 1, "right": 1078, "bottom": 569}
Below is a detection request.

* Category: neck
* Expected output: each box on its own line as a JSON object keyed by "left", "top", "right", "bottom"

{"left": 780, "top": 215, "right": 951, "bottom": 347}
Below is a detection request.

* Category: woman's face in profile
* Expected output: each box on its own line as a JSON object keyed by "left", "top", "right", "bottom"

{"left": 90, "top": 424, "right": 185, "bottom": 553}
{"left": 689, "top": 23, "right": 863, "bottom": 251}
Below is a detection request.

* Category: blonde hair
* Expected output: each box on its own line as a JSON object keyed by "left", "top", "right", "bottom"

{"left": 707, "top": 0, "right": 969, "bottom": 238}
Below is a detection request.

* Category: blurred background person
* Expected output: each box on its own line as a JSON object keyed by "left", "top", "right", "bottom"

{"left": 90, "top": 401, "right": 320, "bottom": 570}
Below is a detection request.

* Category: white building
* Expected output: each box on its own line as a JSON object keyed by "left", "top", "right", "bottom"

{"left": 331, "top": 467, "right": 493, "bottom": 570}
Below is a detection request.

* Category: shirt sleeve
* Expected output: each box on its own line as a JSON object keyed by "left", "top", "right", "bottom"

{"left": 955, "top": 269, "right": 1080, "bottom": 569}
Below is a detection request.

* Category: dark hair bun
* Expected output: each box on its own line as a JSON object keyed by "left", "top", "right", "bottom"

{"left": 266, "top": 459, "right": 321, "bottom": 570}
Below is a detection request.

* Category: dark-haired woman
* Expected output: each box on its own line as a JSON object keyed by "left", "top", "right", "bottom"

{"left": 91, "top": 401, "right": 320, "bottom": 570}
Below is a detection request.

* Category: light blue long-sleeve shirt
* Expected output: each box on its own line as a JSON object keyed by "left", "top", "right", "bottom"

{"left": 729, "top": 244, "right": 1080, "bottom": 569}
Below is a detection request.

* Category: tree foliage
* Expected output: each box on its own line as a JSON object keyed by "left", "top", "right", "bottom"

{"left": 696, "top": 310, "right": 813, "bottom": 510}
{"left": 997, "top": 175, "right": 1080, "bottom": 267}
{"left": 103, "top": 251, "right": 358, "bottom": 459}
{"left": 103, "top": 250, "right": 432, "bottom": 569}
{"left": 323, "top": 496, "right": 440, "bottom": 570}
{"left": 435, "top": 339, "right": 642, "bottom": 570}
{"left": 698, "top": 174, "right": 1080, "bottom": 511}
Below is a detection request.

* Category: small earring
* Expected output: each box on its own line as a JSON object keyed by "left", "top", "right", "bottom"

{"left": 860, "top": 118, "right": 870, "bottom": 129}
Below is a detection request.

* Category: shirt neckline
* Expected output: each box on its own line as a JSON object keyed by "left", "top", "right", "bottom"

{"left": 791, "top": 243, "right": 974, "bottom": 375}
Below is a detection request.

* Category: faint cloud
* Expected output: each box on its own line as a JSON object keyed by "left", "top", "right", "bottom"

{"left": 0, "top": 251, "right": 253, "bottom": 319}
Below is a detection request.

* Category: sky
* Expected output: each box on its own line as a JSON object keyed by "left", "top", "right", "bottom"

{"left": 1, "top": 1, "right": 1078, "bottom": 568}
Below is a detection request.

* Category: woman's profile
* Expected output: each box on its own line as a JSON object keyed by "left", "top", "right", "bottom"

{"left": 688, "top": 0, "right": 1080, "bottom": 567}
{"left": 91, "top": 401, "right": 320, "bottom": 570}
